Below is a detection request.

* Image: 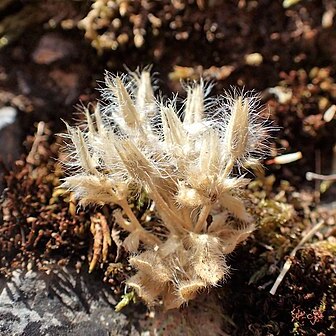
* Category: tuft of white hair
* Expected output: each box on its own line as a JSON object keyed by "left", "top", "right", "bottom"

{"left": 60, "top": 69, "right": 271, "bottom": 309}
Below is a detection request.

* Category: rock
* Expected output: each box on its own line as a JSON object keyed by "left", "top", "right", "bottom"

{"left": 0, "top": 268, "right": 140, "bottom": 336}
{"left": 0, "top": 106, "right": 16, "bottom": 130}
{"left": 0, "top": 106, "right": 20, "bottom": 163}
{"left": 143, "top": 293, "right": 228, "bottom": 336}
{"left": 32, "top": 34, "right": 77, "bottom": 65}
{"left": 0, "top": 106, "right": 21, "bottom": 192}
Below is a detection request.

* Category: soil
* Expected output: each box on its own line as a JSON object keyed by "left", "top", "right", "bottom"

{"left": 0, "top": 1, "right": 335, "bottom": 335}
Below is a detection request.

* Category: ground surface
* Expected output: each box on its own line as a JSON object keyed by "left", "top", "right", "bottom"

{"left": 0, "top": 1, "right": 335, "bottom": 335}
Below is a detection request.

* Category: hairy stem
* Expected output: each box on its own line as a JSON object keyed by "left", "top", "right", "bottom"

{"left": 180, "top": 207, "right": 193, "bottom": 230}
{"left": 222, "top": 159, "right": 234, "bottom": 179}
{"left": 194, "top": 204, "right": 212, "bottom": 233}
{"left": 118, "top": 199, "right": 161, "bottom": 246}
{"left": 147, "top": 182, "right": 186, "bottom": 232}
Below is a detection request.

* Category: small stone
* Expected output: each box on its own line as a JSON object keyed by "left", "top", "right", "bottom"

{"left": 0, "top": 106, "right": 16, "bottom": 130}
{"left": 32, "top": 33, "right": 77, "bottom": 65}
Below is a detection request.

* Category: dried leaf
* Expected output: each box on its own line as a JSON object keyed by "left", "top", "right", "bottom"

{"left": 89, "top": 213, "right": 111, "bottom": 272}
{"left": 89, "top": 216, "right": 103, "bottom": 273}
{"left": 111, "top": 227, "right": 123, "bottom": 262}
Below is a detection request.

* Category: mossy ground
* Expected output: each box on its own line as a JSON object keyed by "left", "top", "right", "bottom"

{"left": 0, "top": 1, "right": 335, "bottom": 335}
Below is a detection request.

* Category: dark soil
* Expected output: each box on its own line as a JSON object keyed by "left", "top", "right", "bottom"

{"left": 0, "top": 0, "right": 335, "bottom": 335}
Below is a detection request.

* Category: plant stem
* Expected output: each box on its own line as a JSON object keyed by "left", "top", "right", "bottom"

{"left": 180, "top": 207, "right": 193, "bottom": 230}
{"left": 306, "top": 172, "right": 336, "bottom": 181}
{"left": 194, "top": 204, "right": 212, "bottom": 233}
{"left": 222, "top": 159, "right": 234, "bottom": 178}
{"left": 147, "top": 182, "right": 186, "bottom": 232}
{"left": 119, "top": 199, "right": 142, "bottom": 230}
{"left": 118, "top": 199, "right": 161, "bottom": 246}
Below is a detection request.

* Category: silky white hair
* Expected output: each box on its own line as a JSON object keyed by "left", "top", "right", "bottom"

{"left": 60, "top": 69, "right": 271, "bottom": 309}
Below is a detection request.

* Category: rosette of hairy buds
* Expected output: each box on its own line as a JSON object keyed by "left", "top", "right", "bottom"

{"left": 61, "top": 68, "right": 270, "bottom": 309}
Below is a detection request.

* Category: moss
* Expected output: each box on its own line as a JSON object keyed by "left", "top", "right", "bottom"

{"left": 218, "top": 180, "right": 336, "bottom": 335}
{"left": 311, "top": 239, "right": 336, "bottom": 256}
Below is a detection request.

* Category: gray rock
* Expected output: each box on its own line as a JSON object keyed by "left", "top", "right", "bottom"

{"left": 0, "top": 106, "right": 21, "bottom": 193}
{"left": 0, "top": 106, "right": 16, "bottom": 130}
{"left": 0, "top": 106, "right": 21, "bottom": 165}
{"left": 0, "top": 268, "right": 140, "bottom": 336}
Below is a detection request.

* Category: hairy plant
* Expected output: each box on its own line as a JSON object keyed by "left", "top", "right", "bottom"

{"left": 61, "top": 69, "right": 270, "bottom": 309}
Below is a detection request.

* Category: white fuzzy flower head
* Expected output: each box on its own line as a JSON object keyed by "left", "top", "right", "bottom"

{"left": 60, "top": 69, "right": 271, "bottom": 309}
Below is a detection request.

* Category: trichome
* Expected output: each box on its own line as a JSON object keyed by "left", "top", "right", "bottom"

{"left": 61, "top": 69, "right": 270, "bottom": 309}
